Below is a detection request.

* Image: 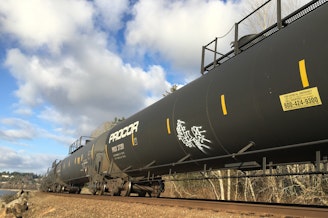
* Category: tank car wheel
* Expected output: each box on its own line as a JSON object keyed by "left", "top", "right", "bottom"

{"left": 120, "top": 181, "right": 132, "bottom": 197}
{"left": 55, "top": 185, "right": 62, "bottom": 193}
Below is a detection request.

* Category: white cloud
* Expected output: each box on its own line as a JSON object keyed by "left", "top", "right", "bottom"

{"left": 0, "top": 146, "right": 63, "bottom": 173}
{"left": 4, "top": 40, "right": 172, "bottom": 135}
{"left": 0, "top": 118, "right": 38, "bottom": 141}
{"left": 38, "top": 107, "right": 73, "bottom": 127}
{"left": 13, "top": 107, "right": 33, "bottom": 116}
{"left": 2, "top": 0, "right": 247, "bottom": 142}
{"left": 0, "top": 117, "right": 75, "bottom": 147}
{"left": 125, "top": 0, "right": 244, "bottom": 78}
{"left": 0, "top": 0, "right": 94, "bottom": 54}
{"left": 94, "top": 0, "right": 129, "bottom": 32}
{"left": 42, "top": 131, "right": 75, "bottom": 147}
{"left": 1, "top": 0, "right": 173, "bottom": 138}
{"left": 124, "top": 0, "right": 311, "bottom": 79}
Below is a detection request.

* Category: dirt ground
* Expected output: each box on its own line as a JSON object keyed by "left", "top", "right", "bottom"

{"left": 0, "top": 191, "right": 251, "bottom": 218}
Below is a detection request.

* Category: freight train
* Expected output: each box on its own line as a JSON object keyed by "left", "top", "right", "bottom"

{"left": 41, "top": 0, "right": 328, "bottom": 197}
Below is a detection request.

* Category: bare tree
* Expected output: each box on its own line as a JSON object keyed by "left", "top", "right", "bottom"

{"left": 241, "top": 0, "right": 309, "bottom": 34}
{"left": 163, "top": 84, "right": 178, "bottom": 97}
{"left": 91, "top": 117, "right": 125, "bottom": 138}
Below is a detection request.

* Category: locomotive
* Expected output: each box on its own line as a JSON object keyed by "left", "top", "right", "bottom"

{"left": 41, "top": 0, "right": 328, "bottom": 197}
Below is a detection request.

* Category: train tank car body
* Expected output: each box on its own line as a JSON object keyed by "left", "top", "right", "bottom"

{"left": 44, "top": 133, "right": 125, "bottom": 194}
{"left": 106, "top": 1, "right": 328, "bottom": 178}
{"left": 41, "top": 1, "right": 328, "bottom": 197}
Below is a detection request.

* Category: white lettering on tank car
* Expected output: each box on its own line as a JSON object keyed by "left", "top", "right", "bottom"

{"left": 113, "top": 151, "right": 126, "bottom": 160}
{"left": 176, "top": 119, "right": 211, "bottom": 154}
{"left": 109, "top": 121, "right": 139, "bottom": 144}
{"left": 111, "top": 143, "right": 125, "bottom": 153}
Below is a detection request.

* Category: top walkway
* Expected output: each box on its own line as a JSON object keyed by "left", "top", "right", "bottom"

{"left": 68, "top": 136, "right": 94, "bottom": 154}
{"left": 200, "top": 0, "right": 327, "bottom": 74}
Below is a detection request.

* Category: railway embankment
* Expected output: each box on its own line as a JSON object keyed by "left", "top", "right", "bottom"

{"left": 0, "top": 191, "right": 266, "bottom": 218}
{"left": 1, "top": 191, "right": 213, "bottom": 218}
{"left": 3, "top": 190, "right": 328, "bottom": 217}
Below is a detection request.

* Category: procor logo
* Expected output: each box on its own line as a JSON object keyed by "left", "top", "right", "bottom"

{"left": 108, "top": 121, "right": 139, "bottom": 144}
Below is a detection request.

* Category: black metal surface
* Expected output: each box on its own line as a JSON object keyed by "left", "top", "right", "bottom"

{"left": 106, "top": 1, "right": 328, "bottom": 177}
{"left": 202, "top": 0, "right": 327, "bottom": 73}
{"left": 42, "top": 1, "right": 328, "bottom": 192}
{"left": 57, "top": 131, "right": 112, "bottom": 186}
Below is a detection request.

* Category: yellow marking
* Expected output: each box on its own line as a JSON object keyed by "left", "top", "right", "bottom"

{"left": 220, "top": 94, "right": 228, "bottom": 115}
{"left": 104, "top": 144, "right": 110, "bottom": 161}
{"left": 166, "top": 118, "right": 171, "bottom": 134}
{"left": 299, "top": 59, "right": 309, "bottom": 88}
{"left": 279, "top": 87, "right": 322, "bottom": 111}
{"left": 131, "top": 132, "right": 135, "bottom": 146}
{"left": 91, "top": 144, "right": 94, "bottom": 160}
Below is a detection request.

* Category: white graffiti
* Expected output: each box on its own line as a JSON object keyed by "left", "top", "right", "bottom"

{"left": 176, "top": 119, "right": 211, "bottom": 154}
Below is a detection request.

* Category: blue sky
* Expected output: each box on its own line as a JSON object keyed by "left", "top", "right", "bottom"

{"left": 0, "top": 0, "right": 309, "bottom": 174}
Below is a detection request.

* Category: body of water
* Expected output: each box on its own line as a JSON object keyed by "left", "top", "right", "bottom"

{"left": 0, "top": 190, "right": 17, "bottom": 197}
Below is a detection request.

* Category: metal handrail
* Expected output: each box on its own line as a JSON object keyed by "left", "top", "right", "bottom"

{"left": 68, "top": 136, "right": 94, "bottom": 154}
{"left": 200, "top": 0, "right": 325, "bottom": 75}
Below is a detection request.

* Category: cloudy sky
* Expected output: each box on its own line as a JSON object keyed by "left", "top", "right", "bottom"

{"left": 0, "top": 0, "right": 309, "bottom": 174}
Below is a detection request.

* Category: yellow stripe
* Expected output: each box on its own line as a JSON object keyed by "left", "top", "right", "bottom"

{"left": 91, "top": 144, "right": 94, "bottom": 160}
{"left": 131, "top": 132, "right": 135, "bottom": 146}
{"left": 166, "top": 118, "right": 171, "bottom": 134}
{"left": 299, "top": 59, "right": 309, "bottom": 88}
{"left": 221, "top": 94, "right": 228, "bottom": 115}
{"left": 104, "top": 144, "right": 110, "bottom": 161}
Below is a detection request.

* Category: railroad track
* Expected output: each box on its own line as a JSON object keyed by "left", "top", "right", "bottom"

{"left": 49, "top": 193, "right": 328, "bottom": 217}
